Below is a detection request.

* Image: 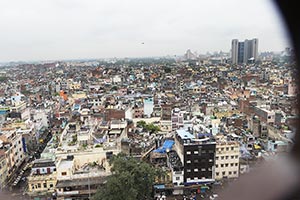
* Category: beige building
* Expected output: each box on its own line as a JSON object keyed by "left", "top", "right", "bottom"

{"left": 27, "top": 173, "right": 57, "bottom": 195}
{"left": 0, "top": 130, "right": 26, "bottom": 177}
{"left": 0, "top": 150, "right": 8, "bottom": 189}
{"left": 215, "top": 136, "right": 240, "bottom": 180}
{"left": 27, "top": 159, "right": 57, "bottom": 196}
{"left": 55, "top": 156, "right": 110, "bottom": 199}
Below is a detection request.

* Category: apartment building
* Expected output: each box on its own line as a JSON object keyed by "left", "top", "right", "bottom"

{"left": 174, "top": 129, "right": 216, "bottom": 185}
{"left": 27, "top": 159, "right": 57, "bottom": 196}
{"left": 215, "top": 136, "right": 240, "bottom": 180}
{"left": 0, "top": 130, "right": 26, "bottom": 176}
{"left": 0, "top": 149, "right": 8, "bottom": 189}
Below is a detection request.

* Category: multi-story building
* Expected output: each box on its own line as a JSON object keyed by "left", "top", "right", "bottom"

{"left": 231, "top": 39, "right": 239, "bottom": 64}
{"left": 55, "top": 156, "right": 110, "bottom": 199}
{"left": 0, "top": 148, "right": 8, "bottom": 190}
{"left": 174, "top": 129, "right": 216, "bottom": 185}
{"left": 0, "top": 130, "right": 26, "bottom": 177}
{"left": 27, "top": 159, "right": 57, "bottom": 196}
{"left": 231, "top": 38, "right": 258, "bottom": 64}
{"left": 171, "top": 108, "right": 184, "bottom": 131}
{"left": 215, "top": 136, "right": 240, "bottom": 180}
{"left": 253, "top": 106, "right": 275, "bottom": 124}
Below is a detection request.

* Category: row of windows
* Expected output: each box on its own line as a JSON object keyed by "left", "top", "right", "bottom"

{"left": 187, "top": 177, "right": 207, "bottom": 181}
{"left": 216, "top": 146, "right": 237, "bottom": 152}
{"left": 216, "top": 163, "right": 238, "bottom": 168}
{"left": 186, "top": 167, "right": 212, "bottom": 172}
{"left": 216, "top": 155, "right": 239, "bottom": 160}
{"left": 216, "top": 171, "right": 238, "bottom": 176}
{"left": 31, "top": 183, "right": 54, "bottom": 190}
{"left": 186, "top": 159, "right": 213, "bottom": 164}
{"left": 186, "top": 150, "right": 214, "bottom": 155}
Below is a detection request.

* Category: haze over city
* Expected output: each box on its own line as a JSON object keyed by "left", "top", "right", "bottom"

{"left": 0, "top": 0, "right": 290, "bottom": 62}
{"left": 0, "top": 0, "right": 299, "bottom": 199}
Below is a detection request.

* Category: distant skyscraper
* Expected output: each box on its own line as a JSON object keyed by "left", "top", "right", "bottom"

{"left": 231, "top": 38, "right": 258, "bottom": 64}
{"left": 184, "top": 49, "right": 197, "bottom": 60}
{"left": 231, "top": 39, "right": 238, "bottom": 64}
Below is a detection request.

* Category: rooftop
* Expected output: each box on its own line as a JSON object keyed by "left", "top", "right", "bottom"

{"left": 58, "top": 159, "right": 73, "bottom": 169}
{"left": 32, "top": 159, "right": 55, "bottom": 168}
{"left": 176, "top": 129, "right": 195, "bottom": 140}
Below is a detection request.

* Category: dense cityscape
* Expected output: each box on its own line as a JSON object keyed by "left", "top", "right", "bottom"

{"left": 0, "top": 37, "right": 297, "bottom": 200}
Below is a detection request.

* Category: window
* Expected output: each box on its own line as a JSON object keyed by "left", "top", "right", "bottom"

{"left": 235, "top": 155, "right": 238, "bottom": 159}
{"left": 201, "top": 168, "right": 206, "bottom": 171}
{"left": 43, "top": 183, "right": 47, "bottom": 188}
{"left": 194, "top": 151, "right": 199, "bottom": 154}
{"left": 187, "top": 151, "right": 191, "bottom": 155}
{"left": 235, "top": 163, "right": 238, "bottom": 166}
{"left": 176, "top": 177, "right": 180, "bottom": 180}
{"left": 186, "top": 160, "right": 191, "bottom": 164}
{"left": 221, "top": 164, "right": 224, "bottom": 167}
{"left": 194, "top": 177, "right": 198, "bottom": 180}
{"left": 225, "top": 156, "right": 229, "bottom": 159}
{"left": 222, "top": 171, "right": 226, "bottom": 175}
{"left": 50, "top": 184, "right": 53, "bottom": 188}
{"left": 231, "top": 147, "right": 234, "bottom": 151}
{"left": 233, "top": 171, "right": 237, "bottom": 174}
{"left": 225, "top": 164, "right": 229, "bottom": 167}
{"left": 194, "top": 159, "right": 199, "bottom": 163}
{"left": 209, "top": 159, "right": 213, "bottom": 162}
{"left": 221, "top": 148, "right": 224, "bottom": 151}
{"left": 194, "top": 168, "right": 199, "bottom": 172}
{"left": 229, "top": 171, "right": 232, "bottom": 175}
{"left": 231, "top": 156, "right": 234, "bottom": 159}
{"left": 216, "top": 164, "right": 218, "bottom": 168}
{"left": 231, "top": 163, "right": 234, "bottom": 167}
{"left": 31, "top": 184, "right": 34, "bottom": 190}
{"left": 61, "top": 172, "right": 67, "bottom": 176}
{"left": 226, "top": 147, "right": 229, "bottom": 151}
{"left": 216, "top": 156, "right": 219, "bottom": 160}
{"left": 221, "top": 156, "right": 224, "bottom": 160}
{"left": 216, "top": 172, "right": 219, "bottom": 176}
{"left": 187, "top": 169, "right": 191, "bottom": 172}
{"left": 37, "top": 183, "right": 41, "bottom": 188}
{"left": 187, "top": 178, "right": 191, "bottom": 181}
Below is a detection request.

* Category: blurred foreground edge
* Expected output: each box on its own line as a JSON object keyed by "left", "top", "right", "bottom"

{"left": 220, "top": 1, "right": 300, "bottom": 200}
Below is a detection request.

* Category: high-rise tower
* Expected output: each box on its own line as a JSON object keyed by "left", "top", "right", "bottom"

{"left": 231, "top": 39, "right": 238, "bottom": 64}
{"left": 231, "top": 38, "right": 258, "bottom": 64}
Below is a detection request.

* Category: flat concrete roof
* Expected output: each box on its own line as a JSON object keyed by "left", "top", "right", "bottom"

{"left": 176, "top": 129, "right": 195, "bottom": 140}
{"left": 59, "top": 159, "right": 73, "bottom": 169}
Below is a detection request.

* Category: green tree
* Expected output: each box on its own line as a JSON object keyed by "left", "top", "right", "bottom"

{"left": 137, "top": 120, "right": 146, "bottom": 128}
{"left": 93, "top": 154, "right": 158, "bottom": 200}
{"left": 145, "top": 123, "right": 161, "bottom": 134}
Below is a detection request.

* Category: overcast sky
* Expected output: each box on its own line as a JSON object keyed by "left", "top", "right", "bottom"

{"left": 0, "top": 0, "right": 290, "bottom": 62}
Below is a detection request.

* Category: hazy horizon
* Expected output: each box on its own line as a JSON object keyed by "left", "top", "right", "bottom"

{"left": 0, "top": 0, "right": 290, "bottom": 62}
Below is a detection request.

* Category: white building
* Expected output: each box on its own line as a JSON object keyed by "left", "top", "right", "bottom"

{"left": 215, "top": 136, "right": 240, "bottom": 180}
